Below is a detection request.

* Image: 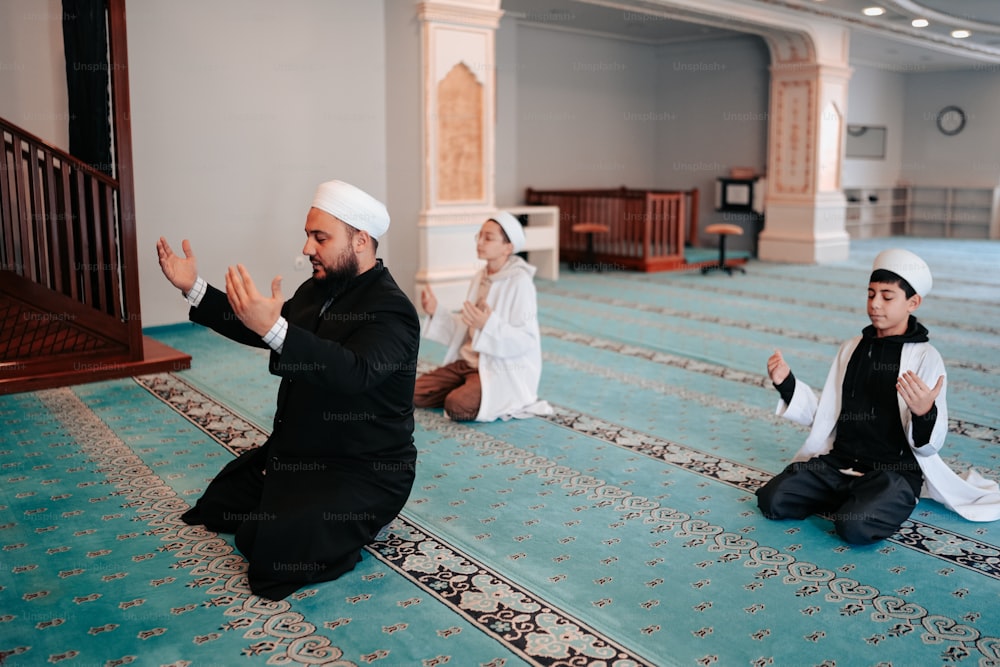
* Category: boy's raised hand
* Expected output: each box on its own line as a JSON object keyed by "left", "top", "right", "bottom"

{"left": 420, "top": 284, "right": 437, "bottom": 316}
{"left": 461, "top": 300, "right": 491, "bottom": 331}
{"left": 767, "top": 350, "right": 790, "bottom": 385}
{"left": 897, "top": 370, "right": 944, "bottom": 417}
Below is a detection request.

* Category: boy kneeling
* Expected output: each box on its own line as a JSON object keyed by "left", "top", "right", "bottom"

{"left": 757, "top": 248, "right": 1000, "bottom": 543}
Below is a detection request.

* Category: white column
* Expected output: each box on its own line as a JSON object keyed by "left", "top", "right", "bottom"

{"left": 416, "top": 1, "right": 502, "bottom": 308}
{"left": 758, "top": 32, "right": 854, "bottom": 263}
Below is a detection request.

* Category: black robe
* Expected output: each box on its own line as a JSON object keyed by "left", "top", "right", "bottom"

{"left": 180, "top": 261, "right": 419, "bottom": 600}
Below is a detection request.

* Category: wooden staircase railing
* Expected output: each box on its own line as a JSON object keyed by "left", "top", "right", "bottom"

{"left": 0, "top": 0, "right": 189, "bottom": 394}
{"left": 1, "top": 117, "right": 190, "bottom": 394}
{"left": 1, "top": 117, "right": 135, "bottom": 344}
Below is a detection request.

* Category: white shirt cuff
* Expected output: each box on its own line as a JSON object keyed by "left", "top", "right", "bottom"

{"left": 262, "top": 316, "right": 288, "bottom": 354}
{"left": 183, "top": 276, "right": 207, "bottom": 307}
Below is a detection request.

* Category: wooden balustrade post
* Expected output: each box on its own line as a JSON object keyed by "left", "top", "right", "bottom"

{"left": 106, "top": 0, "right": 142, "bottom": 358}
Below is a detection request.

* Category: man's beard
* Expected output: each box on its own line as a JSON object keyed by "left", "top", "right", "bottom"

{"left": 313, "top": 245, "right": 359, "bottom": 292}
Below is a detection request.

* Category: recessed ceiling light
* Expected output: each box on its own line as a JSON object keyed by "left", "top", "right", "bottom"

{"left": 911, "top": 18, "right": 929, "bottom": 28}
{"left": 863, "top": 7, "right": 885, "bottom": 16}
{"left": 951, "top": 29, "right": 971, "bottom": 39}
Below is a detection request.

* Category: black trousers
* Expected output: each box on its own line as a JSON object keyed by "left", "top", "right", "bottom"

{"left": 180, "top": 445, "right": 388, "bottom": 601}
{"left": 756, "top": 457, "right": 918, "bottom": 544}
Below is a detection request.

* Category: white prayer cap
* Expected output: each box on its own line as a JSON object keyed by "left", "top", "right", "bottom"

{"left": 489, "top": 211, "right": 525, "bottom": 253}
{"left": 311, "top": 180, "right": 390, "bottom": 240}
{"left": 872, "top": 248, "right": 932, "bottom": 297}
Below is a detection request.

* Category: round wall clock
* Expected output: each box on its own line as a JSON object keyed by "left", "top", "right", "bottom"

{"left": 936, "top": 106, "right": 966, "bottom": 135}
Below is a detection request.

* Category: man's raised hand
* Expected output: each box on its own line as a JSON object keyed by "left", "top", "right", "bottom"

{"left": 225, "top": 264, "right": 284, "bottom": 337}
{"left": 156, "top": 237, "right": 198, "bottom": 293}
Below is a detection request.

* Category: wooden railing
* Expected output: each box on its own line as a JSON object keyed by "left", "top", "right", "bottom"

{"left": 525, "top": 186, "right": 699, "bottom": 272}
{"left": 0, "top": 0, "right": 189, "bottom": 394}
{"left": 1, "top": 116, "right": 140, "bottom": 355}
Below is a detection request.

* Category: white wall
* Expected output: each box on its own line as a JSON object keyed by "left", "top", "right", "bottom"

{"left": 384, "top": 0, "right": 423, "bottom": 304}
{"left": 842, "top": 64, "right": 905, "bottom": 188}
{"left": 901, "top": 68, "right": 1000, "bottom": 188}
{"left": 838, "top": 64, "right": 1000, "bottom": 189}
{"left": 504, "top": 25, "right": 770, "bottom": 253}
{"left": 495, "top": 14, "right": 521, "bottom": 208}
{"left": 654, "top": 36, "right": 770, "bottom": 251}
{"left": 512, "top": 25, "right": 660, "bottom": 192}
{"left": 0, "top": 0, "right": 69, "bottom": 148}
{"left": 127, "top": 0, "right": 389, "bottom": 327}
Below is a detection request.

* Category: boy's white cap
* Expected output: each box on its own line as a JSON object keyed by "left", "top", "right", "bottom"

{"left": 312, "top": 180, "right": 390, "bottom": 239}
{"left": 489, "top": 211, "right": 525, "bottom": 253}
{"left": 872, "top": 248, "right": 932, "bottom": 297}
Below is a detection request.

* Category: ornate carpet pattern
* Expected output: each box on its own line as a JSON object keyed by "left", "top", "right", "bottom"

{"left": 2, "top": 373, "right": 657, "bottom": 666}
{"left": 137, "top": 372, "right": 653, "bottom": 666}
{"left": 2, "top": 238, "right": 999, "bottom": 666}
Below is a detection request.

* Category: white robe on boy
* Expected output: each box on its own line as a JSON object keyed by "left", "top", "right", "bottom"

{"left": 424, "top": 256, "right": 552, "bottom": 422}
{"left": 778, "top": 336, "right": 1000, "bottom": 522}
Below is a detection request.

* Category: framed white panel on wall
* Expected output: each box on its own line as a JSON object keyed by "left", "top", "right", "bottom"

{"left": 422, "top": 20, "right": 497, "bottom": 211}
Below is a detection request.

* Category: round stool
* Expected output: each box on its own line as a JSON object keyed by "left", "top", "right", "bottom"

{"left": 702, "top": 223, "right": 745, "bottom": 275}
{"left": 571, "top": 222, "right": 610, "bottom": 271}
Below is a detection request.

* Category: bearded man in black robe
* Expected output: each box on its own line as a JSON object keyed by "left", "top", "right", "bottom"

{"left": 156, "top": 180, "right": 419, "bottom": 600}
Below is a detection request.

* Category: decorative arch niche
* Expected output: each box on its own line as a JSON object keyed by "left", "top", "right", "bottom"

{"left": 437, "top": 62, "right": 484, "bottom": 202}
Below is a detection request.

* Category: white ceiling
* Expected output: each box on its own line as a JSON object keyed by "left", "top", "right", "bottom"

{"left": 500, "top": 0, "right": 1000, "bottom": 71}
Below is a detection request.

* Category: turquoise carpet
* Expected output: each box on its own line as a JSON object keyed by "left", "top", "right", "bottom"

{"left": 2, "top": 238, "right": 998, "bottom": 666}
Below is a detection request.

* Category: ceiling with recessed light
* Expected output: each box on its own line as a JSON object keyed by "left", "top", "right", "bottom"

{"left": 500, "top": 0, "right": 1000, "bottom": 71}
